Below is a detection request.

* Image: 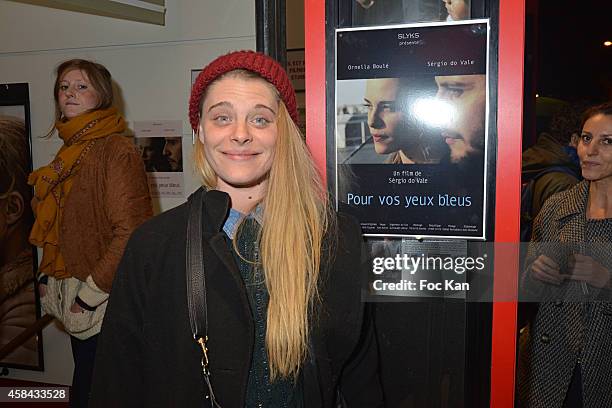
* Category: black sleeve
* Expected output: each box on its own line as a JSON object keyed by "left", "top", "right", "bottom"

{"left": 336, "top": 214, "right": 384, "bottom": 407}
{"left": 338, "top": 303, "right": 384, "bottom": 407}
{"left": 89, "top": 240, "right": 146, "bottom": 408}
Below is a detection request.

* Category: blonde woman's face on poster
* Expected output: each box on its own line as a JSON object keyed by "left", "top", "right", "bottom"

{"left": 364, "top": 78, "right": 409, "bottom": 155}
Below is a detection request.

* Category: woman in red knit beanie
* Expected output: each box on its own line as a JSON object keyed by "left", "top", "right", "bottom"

{"left": 90, "top": 50, "right": 383, "bottom": 407}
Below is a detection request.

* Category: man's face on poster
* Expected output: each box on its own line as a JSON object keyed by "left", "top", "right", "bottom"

{"left": 435, "top": 75, "right": 486, "bottom": 163}
{"left": 163, "top": 137, "right": 183, "bottom": 171}
{"left": 364, "top": 78, "right": 409, "bottom": 155}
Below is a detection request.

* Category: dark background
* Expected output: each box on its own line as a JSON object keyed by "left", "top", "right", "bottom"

{"left": 531, "top": 0, "right": 611, "bottom": 102}
{"left": 523, "top": 0, "right": 612, "bottom": 146}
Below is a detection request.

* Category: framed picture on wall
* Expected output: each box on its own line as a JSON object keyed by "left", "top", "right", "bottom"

{"left": 335, "top": 20, "right": 490, "bottom": 239}
{"left": 287, "top": 49, "right": 305, "bottom": 92}
{"left": 0, "top": 82, "right": 45, "bottom": 371}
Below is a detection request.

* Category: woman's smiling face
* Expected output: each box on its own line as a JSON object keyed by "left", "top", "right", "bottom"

{"left": 198, "top": 74, "right": 279, "bottom": 190}
{"left": 578, "top": 113, "right": 612, "bottom": 182}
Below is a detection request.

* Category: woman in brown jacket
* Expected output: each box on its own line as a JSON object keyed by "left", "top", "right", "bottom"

{"left": 29, "top": 59, "right": 152, "bottom": 407}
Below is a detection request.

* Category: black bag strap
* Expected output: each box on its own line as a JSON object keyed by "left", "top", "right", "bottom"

{"left": 186, "top": 188, "right": 222, "bottom": 407}
{"left": 186, "top": 188, "right": 207, "bottom": 340}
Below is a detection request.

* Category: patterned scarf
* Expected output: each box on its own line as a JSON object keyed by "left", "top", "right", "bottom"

{"left": 28, "top": 108, "right": 126, "bottom": 278}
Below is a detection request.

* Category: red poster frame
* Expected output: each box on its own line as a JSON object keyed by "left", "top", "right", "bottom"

{"left": 489, "top": 0, "right": 525, "bottom": 406}
{"left": 304, "top": 1, "right": 525, "bottom": 405}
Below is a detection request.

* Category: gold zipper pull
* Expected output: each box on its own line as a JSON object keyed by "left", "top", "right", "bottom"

{"left": 197, "top": 336, "right": 210, "bottom": 373}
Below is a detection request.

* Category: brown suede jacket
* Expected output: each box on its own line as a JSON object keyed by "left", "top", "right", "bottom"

{"left": 59, "top": 134, "right": 153, "bottom": 294}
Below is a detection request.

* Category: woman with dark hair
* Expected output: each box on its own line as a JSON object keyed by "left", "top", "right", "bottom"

{"left": 29, "top": 59, "right": 152, "bottom": 407}
{"left": 518, "top": 102, "right": 612, "bottom": 408}
{"left": 90, "top": 51, "right": 382, "bottom": 407}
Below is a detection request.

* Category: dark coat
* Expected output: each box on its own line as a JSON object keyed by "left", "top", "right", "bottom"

{"left": 518, "top": 181, "right": 612, "bottom": 408}
{"left": 89, "top": 189, "right": 383, "bottom": 407}
{"left": 522, "top": 132, "right": 580, "bottom": 219}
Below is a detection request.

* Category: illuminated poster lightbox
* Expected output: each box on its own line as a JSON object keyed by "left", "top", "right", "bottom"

{"left": 335, "top": 20, "right": 490, "bottom": 239}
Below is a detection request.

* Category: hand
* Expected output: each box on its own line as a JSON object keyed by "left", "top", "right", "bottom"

{"left": 531, "top": 254, "right": 564, "bottom": 285}
{"left": 70, "top": 302, "right": 85, "bottom": 313}
{"left": 38, "top": 283, "right": 47, "bottom": 298}
{"left": 567, "top": 254, "right": 610, "bottom": 289}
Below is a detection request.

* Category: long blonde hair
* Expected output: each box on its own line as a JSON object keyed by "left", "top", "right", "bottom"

{"left": 193, "top": 70, "right": 331, "bottom": 380}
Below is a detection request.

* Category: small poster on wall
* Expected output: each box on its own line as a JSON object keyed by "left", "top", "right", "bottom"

{"left": 287, "top": 49, "right": 305, "bottom": 92}
{"left": 335, "top": 20, "right": 490, "bottom": 239}
{"left": 287, "top": 49, "right": 307, "bottom": 136}
{"left": 133, "top": 120, "right": 184, "bottom": 198}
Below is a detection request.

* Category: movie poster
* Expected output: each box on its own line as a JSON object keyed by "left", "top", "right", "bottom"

{"left": 287, "top": 49, "right": 307, "bottom": 135}
{"left": 0, "top": 83, "right": 45, "bottom": 370}
{"left": 133, "top": 120, "right": 184, "bottom": 198}
{"left": 336, "top": 20, "right": 490, "bottom": 239}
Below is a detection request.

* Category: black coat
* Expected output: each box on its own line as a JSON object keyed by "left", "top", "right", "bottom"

{"left": 90, "top": 189, "right": 383, "bottom": 407}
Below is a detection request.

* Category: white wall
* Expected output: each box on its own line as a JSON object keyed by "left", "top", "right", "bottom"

{"left": 0, "top": 0, "right": 255, "bottom": 384}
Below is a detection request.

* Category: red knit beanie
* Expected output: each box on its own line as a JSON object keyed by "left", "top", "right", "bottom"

{"left": 189, "top": 50, "right": 298, "bottom": 131}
